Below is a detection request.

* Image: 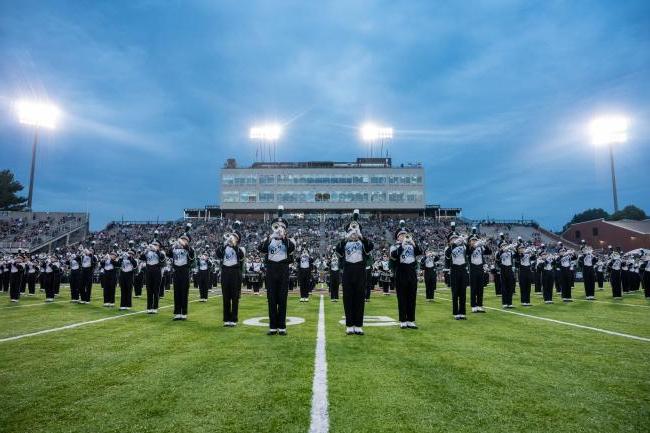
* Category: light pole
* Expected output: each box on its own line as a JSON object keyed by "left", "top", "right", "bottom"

{"left": 360, "top": 123, "right": 393, "bottom": 159}
{"left": 588, "top": 115, "right": 629, "bottom": 213}
{"left": 15, "top": 100, "right": 60, "bottom": 210}
{"left": 250, "top": 123, "right": 282, "bottom": 162}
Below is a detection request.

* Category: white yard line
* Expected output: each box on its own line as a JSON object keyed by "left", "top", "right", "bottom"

{"left": 437, "top": 296, "right": 650, "bottom": 343}
{"left": 309, "top": 295, "right": 329, "bottom": 433}
{"left": 0, "top": 299, "right": 202, "bottom": 343}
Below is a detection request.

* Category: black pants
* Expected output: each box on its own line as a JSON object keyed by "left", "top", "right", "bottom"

{"left": 533, "top": 270, "right": 542, "bottom": 293}
{"left": 266, "top": 262, "right": 290, "bottom": 329}
{"left": 365, "top": 269, "right": 374, "bottom": 300}
{"left": 173, "top": 266, "right": 190, "bottom": 315}
{"left": 103, "top": 271, "right": 117, "bottom": 304}
{"left": 643, "top": 271, "right": 650, "bottom": 298}
{"left": 560, "top": 267, "right": 572, "bottom": 299}
{"left": 119, "top": 271, "right": 133, "bottom": 308}
{"left": 542, "top": 270, "right": 554, "bottom": 301}
{"left": 20, "top": 273, "right": 27, "bottom": 293}
{"left": 424, "top": 269, "right": 436, "bottom": 300}
{"left": 2, "top": 274, "right": 9, "bottom": 292}
{"left": 554, "top": 270, "right": 562, "bottom": 293}
{"left": 329, "top": 271, "right": 340, "bottom": 299}
{"left": 596, "top": 271, "right": 604, "bottom": 288}
{"left": 198, "top": 270, "right": 210, "bottom": 300}
{"left": 27, "top": 273, "right": 37, "bottom": 294}
{"left": 450, "top": 265, "right": 467, "bottom": 315}
{"left": 134, "top": 272, "right": 144, "bottom": 297}
{"left": 494, "top": 272, "right": 502, "bottom": 295}
{"left": 298, "top": 269, "right": 311, "bottom": 298}
{"left": 500, "top": 266, "right": 515, "bottom": 306}
{"left": 43, "top": 272, "right": 55, "bottom": 299}
{"left": 519, "top": 266, "right": 532, "bottom": 304}
{"left": 80, "top": 268, "right": 94, "bottom": 302}
{"left": 610, "top": 269, "right": 622, "bottom": 297}
{"left": 69, "top": 270, "right": 81, "bottom": 301}
{"left": 395, "top": 265, "right": 417, "bottom": 322}
{"left": 621, "top": 271, "right": 630, "bottom": 293}
{"left": 342, "top": 263, "right": 366, "bottom": 327}
{"left": 146, "top": 266, "right": 162, "bottom": 309}
{"left": 53, "top": 272, "right": 61, "bottom": 295}
{"left": 221, "top": 267, "right": 242, "bottom": 322}
{"left": 469, "top": 265, "right": 484, "bottom": 307}
{"left": 9, "top": 273, "right": 23, "bottom": 300}
{"left": 583, "top": 267, "right": 595, "bottom": 297}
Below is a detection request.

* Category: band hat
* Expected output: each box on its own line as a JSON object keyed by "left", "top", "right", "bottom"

{"left": 271, "top": 205, "right": 288, "bottom": 228}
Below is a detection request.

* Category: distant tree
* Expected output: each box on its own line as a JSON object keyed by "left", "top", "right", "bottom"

{"left": 0, "top": 169, "right": 28, "bottom": 211}
{"left": 609, "top": 205, "right": 647, "bottom": 221}
{"left": 563, "top": 208, "right": 609, "bottom": 232}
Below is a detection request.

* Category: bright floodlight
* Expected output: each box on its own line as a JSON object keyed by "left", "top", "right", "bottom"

{"left": 250, "top": 124, "right": 282, "bottom": 140}
{"left": 589, "top": 115, "right": 629, "bottom": 146}
{"left": 360, "top": 123, "right": 393, "bottom": 141}
{"left": 15, "top": 99, "right": 60, "bottom": 129}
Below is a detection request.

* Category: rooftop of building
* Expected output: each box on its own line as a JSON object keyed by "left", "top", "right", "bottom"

{"left": 222, "top": 157, "right": 423, "bottom": 169}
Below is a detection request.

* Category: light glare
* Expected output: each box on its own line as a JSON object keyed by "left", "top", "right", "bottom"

{"left": 589, "top": 115, "right": 629, "bottom": 146}
{"left": 15, "top": 99, "right": 60, "bottom": 129}
{"left": 360, "top": 123, "right": 393, "bottom": 141}
{"left": 250, "top": 124, "right": 282, "bottom": 140}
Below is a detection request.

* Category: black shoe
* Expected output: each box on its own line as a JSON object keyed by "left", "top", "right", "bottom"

{"left": 278, "top": 329, "right": 287, "bottom": 336}
{"left": 267, "top": 329, "right": 278, "bottom": 335}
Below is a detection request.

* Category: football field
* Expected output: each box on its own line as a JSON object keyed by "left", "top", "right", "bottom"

{"left": 1, "top": 284, "right": 649, "bottom": 433}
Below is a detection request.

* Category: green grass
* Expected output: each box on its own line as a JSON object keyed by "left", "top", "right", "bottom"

{"left": 1, "top": 283, "right": 649, "bottom": 433}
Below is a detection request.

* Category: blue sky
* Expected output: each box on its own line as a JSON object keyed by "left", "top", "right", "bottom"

{"left": 1, "top": 0, "right": 648, "bottom": 230}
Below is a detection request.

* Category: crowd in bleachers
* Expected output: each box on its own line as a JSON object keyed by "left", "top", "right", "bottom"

{"left": 0, "top": 214, "right": 86, "bottom": 247}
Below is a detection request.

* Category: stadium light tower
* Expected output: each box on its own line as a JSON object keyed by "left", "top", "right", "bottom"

{"left": 588, "top": 115, "right": 629, "bottom": 213}
{"left": 360, "top": 123, "right": 393, "bottom": 158}
{"left": 15, "top": 99, "right": 61, "bottom": 211}
{"left": 250, "top": 123, "right": 282, "bottom": 162}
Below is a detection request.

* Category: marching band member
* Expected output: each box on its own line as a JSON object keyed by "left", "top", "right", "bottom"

{"left": 297, "top": 244, "right": 314, "bottom": 302}
{"left": 607, "top": 246, "right": 623, "bottom": 299}
{"left": 9, "top": 254, "right": 25, "bottom": 302}
{"left": 467, "top": 228, "right": 491, "bottom": 312}
{"left": 67, "top": 251, "right": 82, "bottom": 302}
{"left": 539, "top": 248, "right": 555, "bottom": 304}
{"left": 444, "top": 226, "right": 468, "bottom": 319}
{"left": 328, "top": 250, "right": 341, "bottom": 302}
{"left": 215, "top": 221, "right": 245, "bottom": 326}
{"left": 118, "top": 249, "right": 137, "bottom": 310}
{"left": 595, "top": 256, "right": 605, "bottom": 290}
{"left": 100, "top": 251, "right": 119, "bottom": 307}
{"left": 421, "top": 248, "right": 439, "bottom": 302}
{"left": 516, "top": 243, "right": 536, "bottom": 306}
{"left": 390, "top": 220, "right": 423, "bottom": 329}
{"left": 335, "top": 209, "right": 374, "bottom": 335}
{"left": 79, "top": 246, "right": 97, "bottom": 304}
{"left": 378, "top": 253, "right": 392, "bottom": 295}
{"left": 556, "top": 242, "right": 576, "bottom": 302}
{"left": 641, "top": 250, "right": 650, "bottom": 299}
{"left": 495, "top": 233, "right": 516, "bottom": 309}
{"left": 578, "top": 241, "right": 597, "bottom": 300}
{"left": 141, "top": 236, "right": 165, "bottom": 313}
{"left": 42, "top": 255, "right": 59, "bottom": 302}
{"left": 133, "top": 260, "right": 145, "bottom": 298}
{"left": 197, "top": 252, "right": 212, "bottom": 302}
{"left": 259, "top": 206, "right": 296, "bottom": 335}
{"left": 168, "top": 225, "right": 196, "bottom": 321}
{"left": 53, "top": 248, "right": 62, "bottom": 297}
{"left": 25, "top": 256, "right": 38, "bottom": 296}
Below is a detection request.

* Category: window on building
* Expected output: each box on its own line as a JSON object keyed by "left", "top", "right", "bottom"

{"left": 575, "top": 230, "right": 581, "bottom": 240}
{"left": 592, "top": 227, "right": 598, "bottom": 236}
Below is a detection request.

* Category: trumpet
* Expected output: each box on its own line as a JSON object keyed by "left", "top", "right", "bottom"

{"left": 452, "top": 234, "right": 468, "bottom": 246}
{"left": 349, "top": 220, "right": 360, "bottom": 231}
{"left": 403, "top": 233, "right": 414, "bottom": 244}
{"left": 500, "top": 242, "right": 517, "bottom": 252}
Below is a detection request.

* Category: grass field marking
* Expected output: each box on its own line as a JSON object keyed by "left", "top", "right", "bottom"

{"left": 436, "top": 296, "right": 650, "bottom": 343}
{"left": 0, "top": 299, "right": 202, "bottom": 344}
{"left": 0, "top": 300, "right": 68, "bottom": 309}
{"left": 309, "top": 294, "right": 329, "bottom": 433}
{"left": 575, "top": 299, "right": 650, "bottom": 308}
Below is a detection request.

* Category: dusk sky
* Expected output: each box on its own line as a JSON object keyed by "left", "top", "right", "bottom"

{"left": 1, "top": 0, "right": 648, "bottom": 230}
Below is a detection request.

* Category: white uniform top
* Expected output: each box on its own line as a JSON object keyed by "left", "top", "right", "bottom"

{"left": 267, "top": 239, "right": 288, "bottom": 262}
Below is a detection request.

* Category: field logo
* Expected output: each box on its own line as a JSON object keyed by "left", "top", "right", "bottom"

{"left": 243, "top": 316, "right": 305, "bottom": 327}
{"left": 338, "top": 316, "right": 398, "bottom": 327}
